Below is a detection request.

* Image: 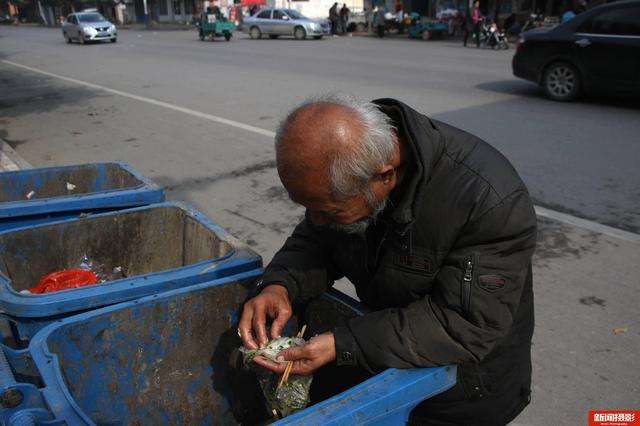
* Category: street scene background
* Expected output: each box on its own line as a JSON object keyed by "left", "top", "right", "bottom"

{"left": 1, "top": 25, "right": 639, "bottom": 425}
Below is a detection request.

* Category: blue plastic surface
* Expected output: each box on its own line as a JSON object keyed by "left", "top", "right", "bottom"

{"left": 1, "top": 282, "right": 455, "bottom": 425}
{"left": 0, "top": 163, "right": 164, "bottom": 231}
{"left": 0, "top": 201, "right": 262, "bottom": 342}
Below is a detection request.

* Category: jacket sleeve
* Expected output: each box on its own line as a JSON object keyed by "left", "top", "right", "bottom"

{"left": 337, "top": 189, "right": 537, "bottom": 372}
{"left": 260, "top": 213, "right": 342, "bottom": 306}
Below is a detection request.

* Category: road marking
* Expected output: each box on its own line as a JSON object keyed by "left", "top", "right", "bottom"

{"left": 2, "top": 59, "right": 639, "bottom": 243}
{"left": 0, "top": 60, "right": 276, "bottom": 139}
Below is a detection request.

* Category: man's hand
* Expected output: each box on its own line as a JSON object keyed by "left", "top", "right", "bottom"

{"left": 253, "top": 333, "right": 336, "bottom": 375}
{"left": 238, "top": 284, "right": 292, "bottom": 349}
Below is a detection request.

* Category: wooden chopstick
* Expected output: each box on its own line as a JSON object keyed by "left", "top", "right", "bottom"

{"left": 277, "top": 325, "right": 306, "bottom": 389}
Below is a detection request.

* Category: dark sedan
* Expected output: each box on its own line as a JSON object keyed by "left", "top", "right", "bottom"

{"left": 512, "top": 0, "right": 640, "bottom": 101}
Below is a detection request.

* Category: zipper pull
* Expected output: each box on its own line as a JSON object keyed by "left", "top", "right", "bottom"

{"left": 463, "top": 259, "right": 473, "bottom": 282}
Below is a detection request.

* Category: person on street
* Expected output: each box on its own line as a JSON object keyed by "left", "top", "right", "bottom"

{"left": 239, "top": 94, "right": 537, "bottom": 425}
{"left": 463, "top": 8, "right": 473, "bottom": 46}
{"left": 365, "top": 6, "right": 374, "bottom": 34}
{"left": 396, "top": 4, "right": 405, "bottom": 34}
{"left": 339, "top": 3, "right": 350, "bottom": 34}
{"left": 373, "top": 6, "right": 385, "bottom": 38}
{"left": 471, "top": 0, "right": 483, "bottom": 47}
{"left": 329, "top": 3, "right": 339, "bottom": 35}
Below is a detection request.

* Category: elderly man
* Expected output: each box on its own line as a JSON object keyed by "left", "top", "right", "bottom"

{"left": 239, "top": 95, "right": 537, "bottom": 425}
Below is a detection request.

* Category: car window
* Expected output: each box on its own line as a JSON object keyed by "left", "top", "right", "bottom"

{"left": 578, "top": 7, "right": 640, "bottom": 36}
{"left": 273, "top": 10, "right": 286, "bottom": 20}
{"left": 257, "top": 10, "right": 271, "bottom": 19}
{"left": 285, "top": 9, "right": 305, "bottom": 19}
{"left": 77, "top": 13, "right": 106, "bottom": 23}
{"left": 68, "top": 15, "right": 77, "bottom": 24}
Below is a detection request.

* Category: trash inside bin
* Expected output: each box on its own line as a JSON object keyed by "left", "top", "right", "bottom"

{"left": 0, "top": 201, "right": 262, "bottom": 343}
{"left": 0, "top": 282, "right": 456, "bottom": 425}
{"left": 29, "top": 268, "right": 99, "bottom": 294}
{"left": 0, "top": 162, "right": 164, "bottom": 231}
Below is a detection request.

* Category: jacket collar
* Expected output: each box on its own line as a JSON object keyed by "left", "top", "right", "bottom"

{"left": 373, "top": 98, "right": 445, "bottom": 229}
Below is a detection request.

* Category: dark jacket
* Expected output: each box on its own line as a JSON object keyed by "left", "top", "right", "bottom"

{"left": 261, "top": 98, "right": 537, "bottom": 425}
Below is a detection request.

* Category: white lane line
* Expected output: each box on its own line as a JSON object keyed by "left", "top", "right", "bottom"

{"left": 2, "top": 59, "right": 639, "bottom": 243}
{"left": 0, "top": 60, "right": 276, "bottom": 139}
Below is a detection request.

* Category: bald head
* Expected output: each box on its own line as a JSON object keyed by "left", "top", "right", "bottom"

{"left": 275, "top": 94, "right": 397, "bottom": 204}
{"left": 276, "top": 102, "right": 366, "bottom": 201}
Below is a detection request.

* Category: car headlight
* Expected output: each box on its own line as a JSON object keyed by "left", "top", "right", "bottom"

{"left": 83, "top": 27, "right": 96, "bottom": 34}
{"left": 109, "top": 24, "right": 116, "bottom": 31}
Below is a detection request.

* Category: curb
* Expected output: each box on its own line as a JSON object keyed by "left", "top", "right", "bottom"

{"left": 0, "top": 138, "right": 32, "bottom": 172}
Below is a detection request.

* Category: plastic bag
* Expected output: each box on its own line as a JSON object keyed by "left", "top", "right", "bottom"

{"left": 239, "top": 337, "right": 313, "bottom": 418}
{"left": 28, "top": 254, "right": 125, "bottom": 294}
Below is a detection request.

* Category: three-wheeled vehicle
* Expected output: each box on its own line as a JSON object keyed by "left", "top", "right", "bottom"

{"left": 408, "top": 14, "right": 448, "bottom": 40}
{"left": 198, "top": 9, "right": 234, "bottom": 41}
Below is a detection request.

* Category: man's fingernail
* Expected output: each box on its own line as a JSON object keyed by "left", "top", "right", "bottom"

{"left": 276, "top": 356, "right": 284, "bottom": 362}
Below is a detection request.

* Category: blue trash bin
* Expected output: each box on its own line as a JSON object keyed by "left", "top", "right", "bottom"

{"left": 0, "top": 162, "right": 164, "bottom": 231}
{"left": 0, "top": 281, "right": 456, "bottom": 425}
{"left": 0, "top": 202, "right": 262, "bottom": 344}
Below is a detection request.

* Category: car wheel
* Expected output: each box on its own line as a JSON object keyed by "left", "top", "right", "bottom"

{"left": 268, "top": 34, "right": 279, "bottom": 39}
{"left": 421, "top": 30, "right": 431, "bottom": 41}
{"left": 249, "top": 26, "right": 261, "bottom": 40}
{"left": 543, "top": 62, "right": 581, "bottom": 102}
{"left": 294, "top": 26, "right": 306, "bottom": 40}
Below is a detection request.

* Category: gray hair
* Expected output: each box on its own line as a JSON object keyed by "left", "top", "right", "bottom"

{"left": 275, "top": 93, "right": 397, "bottom": 201}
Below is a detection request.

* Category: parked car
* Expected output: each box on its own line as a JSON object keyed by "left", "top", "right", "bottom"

{"left": 243, "top": 8, "right": 328, "bottom": 40}
{"left": 62, "top": 11, "right": 117, "bottom": 44}
{"left": 512, "top": 0, "right": 640, "bottom": 101}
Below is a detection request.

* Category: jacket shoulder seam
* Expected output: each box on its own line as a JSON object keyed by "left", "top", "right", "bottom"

{"left": 442, "top": 144, "right": 502, "bottom": 199}
{"left": 469, "top": 188, "right": 528, "bottom": 226}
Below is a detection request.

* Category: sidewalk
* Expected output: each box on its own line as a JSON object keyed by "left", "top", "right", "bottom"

{"left": 0, "top": 138, "right": 31, "bottom": 171}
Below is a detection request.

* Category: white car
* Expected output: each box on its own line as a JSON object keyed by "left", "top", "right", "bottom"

{"left": 62, "top": 12, "right": 117, "bottom": 44}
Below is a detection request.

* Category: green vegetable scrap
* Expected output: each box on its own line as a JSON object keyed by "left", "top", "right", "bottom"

{"left": 239, "top": 336, "right": 313, "bottom": 418}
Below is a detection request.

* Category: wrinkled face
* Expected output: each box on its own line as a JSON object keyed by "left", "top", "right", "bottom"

{"left": 286, "top": 180, "right": 389, "bottom": 234}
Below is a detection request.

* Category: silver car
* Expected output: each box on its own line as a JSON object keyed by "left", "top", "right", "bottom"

{"left": 62, "top": 11, "right": 117, "bottom": 44}
{"left": 244, "top": 9, "right": 328, "bottom": 40}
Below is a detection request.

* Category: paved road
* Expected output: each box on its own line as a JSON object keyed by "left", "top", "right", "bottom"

{"left": 1, "top": 26, "right": 639, "bottom": 425}
{"left": 2, "top": 26, "right": 639, "bottom": 232}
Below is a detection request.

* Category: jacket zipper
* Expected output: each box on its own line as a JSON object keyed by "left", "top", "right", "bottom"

{"left": 461, "top": 256, "right": 474, "bottom": 315}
